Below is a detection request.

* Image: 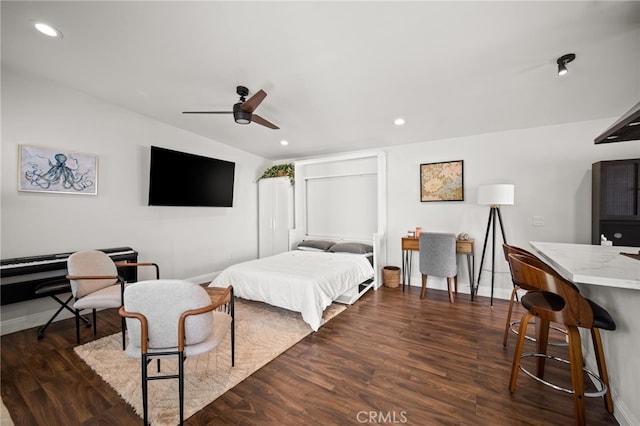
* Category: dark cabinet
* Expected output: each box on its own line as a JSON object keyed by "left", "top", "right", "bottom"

{"left": 592, "top": 159, "right": 640, "bottom": 246}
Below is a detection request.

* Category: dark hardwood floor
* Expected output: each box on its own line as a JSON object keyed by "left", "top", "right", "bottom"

{"left": 2, "top": 286, "right": 618, "bottom": 425}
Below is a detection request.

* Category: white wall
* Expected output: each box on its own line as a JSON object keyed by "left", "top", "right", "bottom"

{"left": 383, "top": 120, "right": 639, "bottom": 298}
{"left": 2, "top": 66, "right": 639, "bottom": 424}
{"left": 381, "top": 123, "right": 639, "bottom": 425}
{"left": 1, "top": 69, "right": 269, "bottom": 332}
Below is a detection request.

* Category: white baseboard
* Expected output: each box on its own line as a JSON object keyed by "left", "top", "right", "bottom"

{"left": 584, "top": 358, "right": 637, "bottom": 426}
{"left": 1, "top": 272, "right": 223, "bottom": 336}
{"left": 1, "top": 307, "right": 76, "bottom": 336}
{"left": 403, "top": 279, "right": 512, "bottom": 301}
{"left": 182, "top": 271, "right": 220, "bottom": 286}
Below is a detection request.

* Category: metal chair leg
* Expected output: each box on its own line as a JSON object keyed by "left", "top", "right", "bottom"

{"left": 75, "top": 309, "right": 81, "bottom": 344}
{"left": 178, "top": 351, "right": 185, "bottom": 425}
{"left": 141, "top": 354, "right": 149, "bottom": 426}
{"left": 38, "top": 294, "right": 74, "bottom": 340}
{"left": 121, "top": 316, "right": 126, "bottom": 350}
{"left": 230, "top": 290, "right": 235, "bottom": 367}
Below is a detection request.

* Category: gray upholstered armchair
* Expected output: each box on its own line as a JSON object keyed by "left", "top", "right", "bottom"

{"left": 419, "top": 232, "right": 458, "bottom": 302}
{"left": 119, "top": 280, "right": 233, "bottom": 426}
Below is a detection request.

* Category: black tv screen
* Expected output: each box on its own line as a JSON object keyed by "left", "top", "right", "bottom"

{"left": 148, "top": 146, "right": 235, "bottom": 207}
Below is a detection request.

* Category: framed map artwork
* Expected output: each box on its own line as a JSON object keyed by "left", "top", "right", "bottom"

{"left": 420, "top": 160, "right": 463, "bottom": 202}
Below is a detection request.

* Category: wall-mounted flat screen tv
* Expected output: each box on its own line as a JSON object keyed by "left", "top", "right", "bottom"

{"left": 148, "top": 146, "right": 235, "bottom": 207}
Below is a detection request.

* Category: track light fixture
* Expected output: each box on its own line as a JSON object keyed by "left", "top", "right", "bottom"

{"left": 557, "top": 53, "right": 576, "bottom": 76}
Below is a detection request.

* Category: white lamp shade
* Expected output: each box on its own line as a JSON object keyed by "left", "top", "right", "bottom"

{"left": 477, "top": 184, "right": 515, "bottom": 205}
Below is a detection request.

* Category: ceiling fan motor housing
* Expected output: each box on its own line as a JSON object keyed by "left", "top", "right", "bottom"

{"left": 233, "top": 102, "right": 251, "bottom": 124}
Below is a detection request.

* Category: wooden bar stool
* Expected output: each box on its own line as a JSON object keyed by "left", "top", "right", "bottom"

{"left": 501, "top": 244, "right": 578, "bottom": 348}
{"left": 507, "top": 253, "right": 615, "bottom": 425}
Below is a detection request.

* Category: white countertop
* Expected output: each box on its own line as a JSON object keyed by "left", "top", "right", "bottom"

{"left": 529, "top": 241, "right": 640, "bottom": 290}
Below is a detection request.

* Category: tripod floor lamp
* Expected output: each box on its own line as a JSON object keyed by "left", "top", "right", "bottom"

{"left": 477, "top": 184, "right": 515, "bottom": 306}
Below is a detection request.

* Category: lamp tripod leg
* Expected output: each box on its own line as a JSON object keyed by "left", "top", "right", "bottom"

{"left": 477, "top": 208, "right": 494, "bottom": 288}
{"left": 491, "top": 208, "right": 496, "bottom": 307}
{"left": 496, "top": 207, "right": 507, "bottom": 243}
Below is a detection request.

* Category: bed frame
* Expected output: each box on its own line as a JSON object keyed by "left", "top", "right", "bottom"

{"left": 288, "top": 230, "right": 385, "bottom": 305}
{"left": 289, "top": 150, "right": 388, "bottom": 306}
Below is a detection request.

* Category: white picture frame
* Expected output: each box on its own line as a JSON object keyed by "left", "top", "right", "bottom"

{"left": 18, "top": 145, "right": 98, "bottom": 195}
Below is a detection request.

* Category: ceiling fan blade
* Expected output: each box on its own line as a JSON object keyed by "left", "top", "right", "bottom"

{"left": 182, "top": 111, "right": 233, "bottom": 114}
{"left": 252, "top": 114, "right": 279, "bottom": 129}
{"left": 240, "top": 89, "right": 267, "bottom": 113}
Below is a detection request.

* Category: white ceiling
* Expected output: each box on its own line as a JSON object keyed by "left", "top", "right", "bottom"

{"left": 2, "top": 1, "right": 639, "bottom": 160}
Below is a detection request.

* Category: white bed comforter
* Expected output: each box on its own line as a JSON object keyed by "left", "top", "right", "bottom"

{"left": 209, "top": 250, "right": 374, "bottom": 331}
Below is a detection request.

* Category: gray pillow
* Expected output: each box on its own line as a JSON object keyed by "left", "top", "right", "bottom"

{"left": 297, "top": 240, "right": 335, "bottom": 252}
{"left": 329, "top": 242, "right": 374, "bottom": 255}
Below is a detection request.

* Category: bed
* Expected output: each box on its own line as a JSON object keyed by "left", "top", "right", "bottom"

{"left": 209, "top": 241, "right": 375, "bottom": 331}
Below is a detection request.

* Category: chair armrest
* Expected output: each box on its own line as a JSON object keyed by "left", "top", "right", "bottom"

{"left": 66, "top": 274, "right": 119, "bottom": 280}
{"left": 114, "top": 262, "right": 160, "bottom": 279}
{"left": 119, "top": 307, "right": 149, "bottom": 353}
{"left": 208, "top": 285, "right": 233, "bottom": 309}
{"left": 66, "top": 275, "right": 125, "bottom": 303}
{"left": 177, "top": 285, "right": 232, "bottom": 351}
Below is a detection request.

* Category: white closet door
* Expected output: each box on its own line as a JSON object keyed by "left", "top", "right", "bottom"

{"left": 258, "top": 177, "right": 293, "bottom": 258}
{"left": 258, "top": 179, "right": 272, "bottom": 258}
{"left": 270, "top": 178, "right": 288, "bottom": 254}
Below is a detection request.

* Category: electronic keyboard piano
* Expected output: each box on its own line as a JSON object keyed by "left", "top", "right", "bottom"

{"left": 0, "top": 247, "right": 138, "bottom": 305}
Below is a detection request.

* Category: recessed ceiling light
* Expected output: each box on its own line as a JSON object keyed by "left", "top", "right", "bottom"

{"left": 280, "top": 140, "right": 289, "bottom": 146}
{"left": 34, "top": 22, "right": 63, "bottom": 38}
{"left": 394, "top": 118, "right": 405, "bottom": 126}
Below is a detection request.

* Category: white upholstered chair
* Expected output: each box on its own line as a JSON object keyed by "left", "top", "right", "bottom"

{"left": 419, "top": 232, "right": 458, "bottom": 303}
{"left": 66, "top": 249, "right": 159, "bottom": 349}
{"left": 119, "top": 280, "right": 233, "bottom": 426}
{"left": 67, "top": 250, "right": 124, "bottom": 348}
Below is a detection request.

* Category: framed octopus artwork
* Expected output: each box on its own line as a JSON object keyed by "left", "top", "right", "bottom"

{"left": 18, "top": 145, "right": 98, "bottom": 195}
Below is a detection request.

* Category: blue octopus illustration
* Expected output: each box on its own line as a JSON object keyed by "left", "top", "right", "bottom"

{"left": 24, "top": 153, "right": 94, "bottom": 191}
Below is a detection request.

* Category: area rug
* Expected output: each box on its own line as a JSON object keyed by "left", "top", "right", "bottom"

{"left": 74, "top": 299, "right": 346, "bottom": 425}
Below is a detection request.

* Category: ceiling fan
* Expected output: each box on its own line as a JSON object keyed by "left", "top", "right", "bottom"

{"left": 183, "top": 85, "right": 279, "bottom": 129}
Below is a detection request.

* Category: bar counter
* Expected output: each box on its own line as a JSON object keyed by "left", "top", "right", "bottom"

{"left": 529, "top": 241, "right": 640, "bottom": 426}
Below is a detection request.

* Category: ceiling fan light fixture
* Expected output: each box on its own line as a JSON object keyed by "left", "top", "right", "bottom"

{"left": 233, "top": 103, "right": 251, "bottom": 124}
{"left": 34, "top": 22, "right": 63, "bottom": 38}
{"left": 557, "top": 53, "right": 575, "bottom": 76}
{"left": 557, "top": 63, "right": 568, "bottom": 76}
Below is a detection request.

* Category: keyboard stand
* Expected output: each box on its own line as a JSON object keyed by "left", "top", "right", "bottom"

{"left": 34, "top": 281, "right": 90, "bottom": 340}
